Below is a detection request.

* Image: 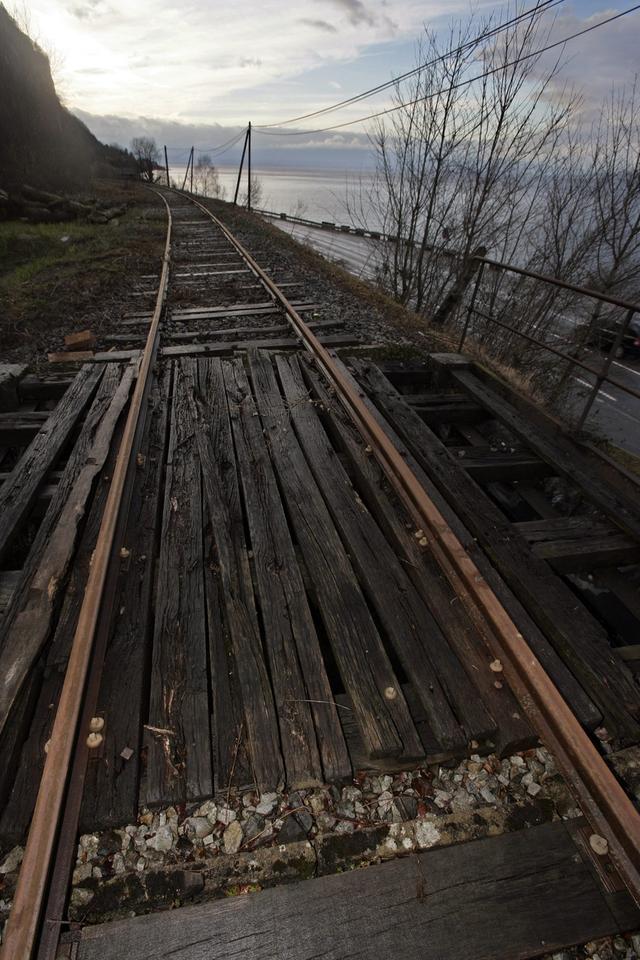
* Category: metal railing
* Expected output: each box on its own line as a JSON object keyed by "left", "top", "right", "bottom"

{"left": 458, "top": 255, "right": 640, "bottom": 429}
{"left": 256, "top": 206, "right": 640, "bottom": 430}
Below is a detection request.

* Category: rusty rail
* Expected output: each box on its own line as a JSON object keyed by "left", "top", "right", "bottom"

{"left": 187, "top": 192, "right": 640, "bottom": 902}
{"left": 5, "top": 186, "right": 640, "bottom": 957}
{"left": 0, "top": 190, "right": 173, "bottom": 959}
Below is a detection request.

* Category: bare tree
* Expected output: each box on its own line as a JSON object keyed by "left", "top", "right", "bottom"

{"left": 586, "top": 81, "right": 640, "bottom": 305}
{"left": 131, "top": 136, "right": 160, "bottom": 183}
{"left": 191, "top": 154, "right": 226, "bottom": 199}
{"left": 239, "top": 175, "right": 263, "bottom": 208}
{"left": 352, "top": 5, "right": 574, "bottom": 325}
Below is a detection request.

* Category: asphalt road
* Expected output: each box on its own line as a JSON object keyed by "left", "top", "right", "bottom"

{"left": 271, "top": 219, "right": 383, "bottom": 280}
{"left": 566, "top": 356, "right": 640, "bottom": 456}
{"left": 269, "top": 217, "right": 640, "bottom": 457}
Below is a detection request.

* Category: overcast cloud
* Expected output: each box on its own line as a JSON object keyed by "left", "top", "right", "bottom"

{"left": 16, "top": 0, "right": 640, "bottom": 167}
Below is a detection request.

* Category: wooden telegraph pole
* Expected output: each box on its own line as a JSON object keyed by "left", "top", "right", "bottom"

{"left": 233, "top": 126, "right": 250, "bottom": 206}
{"left": 247, "top": 121, "right": 252, "bottom": 211}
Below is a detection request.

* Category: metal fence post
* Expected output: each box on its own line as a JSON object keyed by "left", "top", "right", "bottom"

{"left": 575, "top": 307, "right": 635, "bottom": 431}
{"left": 458, "top": 259, "right": 486, "bottom": 351}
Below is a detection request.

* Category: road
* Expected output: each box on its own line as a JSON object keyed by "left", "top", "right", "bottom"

{"left": 270, "top": 218, "right": 383, "bottom": 281}
{"left": 268, "top": 216, "right": 640, "bottom": 457}
{"left": 566, "top": 356, "right": 640, "bottom": 456}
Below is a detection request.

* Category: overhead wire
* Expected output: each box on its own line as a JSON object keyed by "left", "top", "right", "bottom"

{"left": 255, "top": 0, "right": 566, "bottom": 129}
{"left": 254, "top": 3, "right": 640, "bottom": 137}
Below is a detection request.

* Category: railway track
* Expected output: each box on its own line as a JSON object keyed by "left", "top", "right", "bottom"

{"left": 2, "top": 187, "right": 640, "bottom": 957}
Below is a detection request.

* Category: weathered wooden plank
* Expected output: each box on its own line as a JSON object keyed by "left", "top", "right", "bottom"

{"left": 106, "top": 320, "right": 340, "bottom": 346}
{"left": 203, "top": 527, "right": 253, "bottom": 794}
{"left": 0, "top": 364, "right": 102, "bottom": 566}
{"left": 223, "top": 358, "right": 349, "bottom": 785}
{"left": 161, "top": 333, "right": 360, "bottom": 359}
{"left": 353, "top": 360, "right": 639, "bottom": 740}
{"left": 93, "top": 350, "right": 143, "bottom": 363}
{"left": 249, "top": 350, "right": 420, "bottom": 762}
{"left": 144, "top": 364, "right": 212, "bottom": 806}
{"left": 327, "top": 353, "right": 600, "bottom": 733}
{"left": 170, "top": 300, "right": 317, "bottom": 319}
{"left": 183, "top": 357, "right": 284, "bottom": 791}
{"left": 77, "top": 821, "right": 636, "bottom": 960}
{"left": 446, "top": 363, "right": 640, "bottom": 543}
{"left": 515, "top": 519, "right": 640, "bottom": 569}
{"left": 0, "top": 369, "right": 126, "bottom": 816}
{"left": 405, "top": 392, "right": 471, "bottom": 406}
{"left": 0, "top": 411, "right": 50, "bottom": 446}
{"left": 47, "top": 350, "right": 94, "bottom": 363}
{"left": 409, "top": 400, "right": 487, "bottom": 425}
{"left": 532, "top": 534, "right": 640, "bottom": 571}
{"left": 0, "top": 365, "right": 133, "bottom": 743}
{"left": 17, "top": 377, "right": 72, "bottom": 402}
{"left": 301, "top": 358, "right": 533, "bottom": 756}
{"left": 0, "top": 415, "right": 123, "bottom": 847}
{"left": 278, "top": 354, "right": 476, "bottom": 753}
{"left": 516, "top": 517, "right": 614, "bottom": 542}
{"left": 451, "top": 449, "right": 552, "bottom": 483}
{"left": 81, "top": 367, "right": 171, "bottom": 830}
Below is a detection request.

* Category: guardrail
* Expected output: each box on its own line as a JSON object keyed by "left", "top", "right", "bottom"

{"left": 256, "top": 206, "right": 640, "bottom": 430}
{"left": 459, "top": 256, "right": 640, "bottom": 429}
{"left": 255, "top": 207, "right": 384, "bottom": 240}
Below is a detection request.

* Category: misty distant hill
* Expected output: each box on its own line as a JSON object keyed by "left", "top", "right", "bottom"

{"left": 0, "top": 4, "right": 134, "bottom": 192}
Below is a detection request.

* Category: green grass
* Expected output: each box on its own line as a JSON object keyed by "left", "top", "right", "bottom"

{"left": 0, "top": 219, "right": 125, "bottom": 280}
{"left": 0, "top": 194, "right": 165, "bottom": 360}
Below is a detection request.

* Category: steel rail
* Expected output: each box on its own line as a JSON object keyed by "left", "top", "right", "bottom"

{"left": 185, "top": 191, "right": 640, "bottom": 903}
{"left": 0, "top": 190, "right": 173, "bottom": 960}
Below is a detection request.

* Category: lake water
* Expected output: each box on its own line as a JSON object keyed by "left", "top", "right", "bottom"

{"left": 167, "top": 164, "right": 376, "bottom": 226}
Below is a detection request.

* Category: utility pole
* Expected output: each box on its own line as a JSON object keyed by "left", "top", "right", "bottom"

{"left": 233, "top": 126, "right": 250, "bottom": 206}
{"left": 164, "top": 145, "right": 170, "bottom": 187}
{"left": 181, "top": 147, "right": 193, "bottom": 192}
{"left": 190, "top": 146, "right": 194, "bottom": 194}
{"left": 247, "top": 121, "right": 252, "bottom": 212}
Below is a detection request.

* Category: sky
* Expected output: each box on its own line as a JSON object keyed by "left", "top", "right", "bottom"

{"left": 14, "top": 0, "right": 640, "bottom": 170}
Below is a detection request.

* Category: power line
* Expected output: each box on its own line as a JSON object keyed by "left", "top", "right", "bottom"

{"left": 195, "top": 129, "right": 247, "bottom": 155}
{"left": 255, "top": 0, "right": 566, "bottom": 129}
{"left": 164, "top": 129, "right": 246, "bottom": 157}
{"left": 255, "top": 3, "right": 640, "bottom": 137}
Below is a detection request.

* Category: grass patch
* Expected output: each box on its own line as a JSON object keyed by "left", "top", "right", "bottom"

{"left": 0, "top": 184, "right": 165, "bottom": 362}
{"left": 0, "top": 220, "right": 120, "bottom": 280}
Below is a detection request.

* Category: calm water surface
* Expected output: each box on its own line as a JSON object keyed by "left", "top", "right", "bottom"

{"left": 168, "top": 165, "right": 376, "bottom": 225}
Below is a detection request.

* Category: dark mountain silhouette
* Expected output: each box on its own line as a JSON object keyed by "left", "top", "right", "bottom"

{"left": 0, "top": 4, "right": 135, "bottom": 193}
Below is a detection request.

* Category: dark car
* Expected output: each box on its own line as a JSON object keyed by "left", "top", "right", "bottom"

{"left": 589, "top": 311, "right": 640, "bottom": 358}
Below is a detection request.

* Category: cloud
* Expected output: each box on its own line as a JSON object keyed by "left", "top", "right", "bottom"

{"left": 26, "top": 0, "right": 639, "bottom": 138}
{"left": 68, "top": 0, "right": 107, "bottom": 20}
{"left": 299, "top": 18, "right": 337, "bottom": 33}
{"left": 74, "top": 109, "right": 375, "bottom": 169}
{"left": 526, "top": 8, "right": 640, "bottom": 119}
{"left": 318, "top": 0, "right": 375, "bottom": 27}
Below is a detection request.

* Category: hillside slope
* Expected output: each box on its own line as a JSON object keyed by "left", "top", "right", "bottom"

{"left": 0, "top": 5, "right": 129, "bottom": 192}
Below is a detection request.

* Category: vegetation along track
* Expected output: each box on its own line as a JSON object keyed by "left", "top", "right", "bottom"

{"left": 2, "top": 185, "right": 640, "bottom": 957}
